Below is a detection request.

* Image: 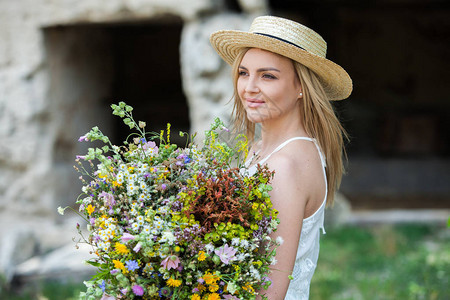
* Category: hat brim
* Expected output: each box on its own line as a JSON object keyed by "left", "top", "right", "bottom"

{"left": 210, "top": 30, "right": 352, "bottom": 101}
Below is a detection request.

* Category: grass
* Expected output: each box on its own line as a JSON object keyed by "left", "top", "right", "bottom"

{"left": 1, "top": 280, "right": 85, "bottom": 300}
{"left": 1, "top": 224, "right": 448, "bottom": 299}
{"left": 311, "top": 224, "right": 449, "bottom": 300}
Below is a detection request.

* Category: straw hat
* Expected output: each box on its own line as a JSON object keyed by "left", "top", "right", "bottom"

{"left": 210, "top": 16, "right": 352, "bottom": 100}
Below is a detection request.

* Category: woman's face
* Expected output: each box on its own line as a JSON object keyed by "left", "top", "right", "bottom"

{"left": 237, "top": 48, "right": 302, "bottom": 124}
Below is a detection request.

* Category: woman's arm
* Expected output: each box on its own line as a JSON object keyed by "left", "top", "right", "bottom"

{"left": 260, "top": 142, "right": 322, "bottom": 300}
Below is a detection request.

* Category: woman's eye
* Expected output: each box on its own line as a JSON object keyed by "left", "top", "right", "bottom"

{"left": 262, "top": 73, "right": 277, "bottom": 79}
{"left": 238, "top": 71, "right": 247, "bottom": 76}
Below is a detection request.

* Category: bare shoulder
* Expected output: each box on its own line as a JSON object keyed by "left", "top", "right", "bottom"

{"left": 267, "top": 139, "right": 323, "bottom": 181}
{"left": 265, "top": 139, "right": 325, "bottom": 210}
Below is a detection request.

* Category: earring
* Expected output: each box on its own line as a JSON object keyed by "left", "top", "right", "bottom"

{"left": 299, "top": 92, "right": 303, "bottom": 97}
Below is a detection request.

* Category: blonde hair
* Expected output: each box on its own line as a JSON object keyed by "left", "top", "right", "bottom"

{"left": 230, "top": 48, "right": 348, "bottom": 205}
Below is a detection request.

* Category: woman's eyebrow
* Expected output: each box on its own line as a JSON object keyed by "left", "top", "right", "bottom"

{"left": 239, "top": 66, "right": 281, "bottom": 73}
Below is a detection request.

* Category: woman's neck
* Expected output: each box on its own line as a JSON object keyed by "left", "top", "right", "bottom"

{"left": 259, "top": 114, "right": 308, "bottom": 151}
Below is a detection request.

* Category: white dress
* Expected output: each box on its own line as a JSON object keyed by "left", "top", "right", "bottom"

{"left": 245, "top": 137, "right": 327, "bottom": 300}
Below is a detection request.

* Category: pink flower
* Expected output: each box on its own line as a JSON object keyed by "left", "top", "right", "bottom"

{"left": 100, "top": 294, "right": 116, "bottom": 300}
{"left": 142, "top": 141, "right": 157, "bottom": 152}
{"left": 132, "top": 285, "right": 144, "bottom": 296}
{"left": 214, "top": 244, "right": 236, "bottom": 265}
{"left": 99, "top": 191, "right": 116, "bottom": 207}
{"left": 78, "top": 135, "right": 89, "bottom": 142}
{"left": 223, "top": 295, "right": 240, "bottom": 300}
{"left": 133, "top": 242, "right": 142, "bottom": 253}
{"left": 121, "top": 233, "right": 135, "bottom": 242}
{"left": 160, "top": 255, "right": 180, "bottom": 270}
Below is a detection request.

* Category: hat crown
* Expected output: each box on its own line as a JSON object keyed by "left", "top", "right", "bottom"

{"left": 249, "top": 16, "right": 327, "bottom": 58}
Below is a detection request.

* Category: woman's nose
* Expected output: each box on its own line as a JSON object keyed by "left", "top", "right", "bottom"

{"left": 245, "top": 76, "right": 260, "bottom": 93}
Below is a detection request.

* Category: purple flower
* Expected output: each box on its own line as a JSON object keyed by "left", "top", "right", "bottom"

{"left": 78, "top": 135, "right": 89, "bottom": 142}
{"left": 99, "top": 191, "right": 115, "bottom": 207}
{"left": 99, "top": 280, "right": 106, "bottom": 292}
{"left": 76, "top": 155, "right": 86, "bottom": 160}
{"left": 214, "top": 244, "right": 237, "bottom": 265}
{"left": 121, "top": 233, "right": 135, "bottom": 242}
{"left": 94, "top": 235, "right": 101, "bottom": 243}
{"left": 159, "top": 287, "right": 171, "bottom": 297}
{"left": 223, "top": 295, "right": 240, "bottom": 300}
{"left": 110, "top": 269, "right": 118, "bottom": 275}
{"left": 160, "top": 255, "right": 180, "bottom": 270}
{"left": 161, "top": 184, "right": 167, "bottom": 190}
{"left": 120, "top": 288, "right": 128, "bottom": 295}
{"left": 142, "top": 141, "right": 158, "bottom": 153}
{"left": 133, "top": 242, "right": 142, "bottom": 253}
{"left": 132, "top": 284, "right": 144, "bottom": 296}
{"left": 100, "top": 294, "right": 116, "bottom": 300}
{"left": 125, "top": 260, "right": 139, "bottom": 272}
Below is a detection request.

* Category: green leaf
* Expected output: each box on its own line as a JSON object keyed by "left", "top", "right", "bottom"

{"left": 85, "top": 260, "right": 102, "bottom": 268}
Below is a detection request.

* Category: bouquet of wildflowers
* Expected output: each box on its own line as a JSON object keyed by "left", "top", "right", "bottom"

{"left": 60, "top": 102, "right": 281, "bottom": 300}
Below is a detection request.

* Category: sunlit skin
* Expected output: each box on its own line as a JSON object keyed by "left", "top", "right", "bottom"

{"left": 238, "top": 48, "right": 302, "bottom": 126}
{"left": 238, "top": 48, "right": 326, "bottom": 299}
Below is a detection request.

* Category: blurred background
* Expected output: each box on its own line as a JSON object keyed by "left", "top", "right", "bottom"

{"left": 0, "top": 0, "right": 448, "bottom": 299}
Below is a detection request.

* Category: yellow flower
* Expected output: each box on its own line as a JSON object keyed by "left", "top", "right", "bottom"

{"left": 86, "top": 204, "right": 95, "bottom": 215}
{"left": 167, "top": 277, "right": 182, "bottom": 287}
{"left": 191, "top": 294, "right": 200, "bottom": 300}
{"left": 198, "top": 251, "right": 206, "bottom": 261}
{"left": 203, "top": 272, "right": 220, "bottom": 287}
{"left": 166, "top": 123, "right": 171, "bottom": 144}
{"left": 115, "top": 242, "right": 129, "bottom": 255}
{"left": 207, "top": 293, "right": 220, "bottom": 300}
{"left": 243, "top": 283, "right": 255, "bottom": 294}
{"left": 197, "top": 284, "right": 206, "bottom": 292}
{"left": 112, "top": 259, "right": 126, "bottom": 272}
{"left": 202, "top": 272, "right": 216, "bottom": 285}
{"left": 209, "top": 284, "right": 219, "bottom": 292}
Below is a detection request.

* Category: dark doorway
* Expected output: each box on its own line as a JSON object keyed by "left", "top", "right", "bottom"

{"left": 44, "top": 16, "right": 189, "bottom": 208}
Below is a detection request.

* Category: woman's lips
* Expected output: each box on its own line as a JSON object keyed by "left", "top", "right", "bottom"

{"left": 246, "top": 98, "right": 265, "bottom": 108}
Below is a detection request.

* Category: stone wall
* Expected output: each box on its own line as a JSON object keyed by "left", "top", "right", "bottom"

{"left": 0, "top": 0, "right": 268, "bottom": 283}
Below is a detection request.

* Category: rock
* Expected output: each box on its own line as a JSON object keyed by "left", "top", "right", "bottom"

{"left": 14, "top": 243, "right": 96, "bottom": 283}
{"left": 180, "top": 13, "right": 254, "bottom": 141}
{"left": 325, "top": 192, "right": 352, "bottom": 228}
{"left": 238, "top": 0, "right": 269, "bottom": 14}
{"left": 0, "top": 227, "right": 38, "bottom": 285}
{"left": 0, "top": 1, "right": 242, "bottom": 289}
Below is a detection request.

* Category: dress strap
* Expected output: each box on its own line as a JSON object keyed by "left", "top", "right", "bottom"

{"left": 259, "top": 137, "right": 321, "bottom": 166}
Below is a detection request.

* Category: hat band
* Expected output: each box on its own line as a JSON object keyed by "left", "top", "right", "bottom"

{"left": 254, "top": 32, "right": 306, "bottom": 52}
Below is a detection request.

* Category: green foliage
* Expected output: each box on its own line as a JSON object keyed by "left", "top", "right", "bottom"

{"left": 311, "top": 224, "right": 449, "bottom": 300}
{"left": 2, "top": 225, "right": 448, "bottom": 299}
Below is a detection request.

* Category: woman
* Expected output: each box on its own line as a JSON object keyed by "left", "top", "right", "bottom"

{"left": 210, "top": 16, "right": 352, "bottom": 299}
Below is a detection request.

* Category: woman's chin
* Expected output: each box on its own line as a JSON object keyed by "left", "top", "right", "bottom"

{"left": 246, "top": 109, "right": 274, "bottom": 124}
{"left": 246, "top": 114, "right": 265, "bottom": 124}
